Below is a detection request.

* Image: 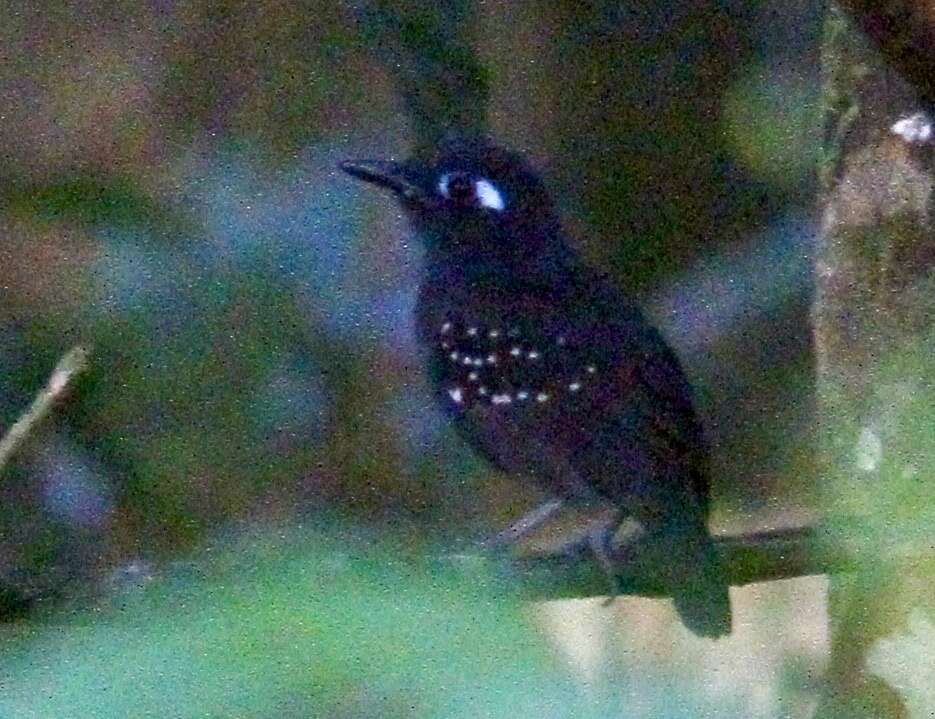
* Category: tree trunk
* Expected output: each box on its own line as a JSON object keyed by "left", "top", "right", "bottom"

{"left": 815, "top": 4, "right": 935, "bottom": 717}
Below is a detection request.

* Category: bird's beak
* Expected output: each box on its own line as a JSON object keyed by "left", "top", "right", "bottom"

{"left": 339, "top": 159, "right": 426, "bottom": 204}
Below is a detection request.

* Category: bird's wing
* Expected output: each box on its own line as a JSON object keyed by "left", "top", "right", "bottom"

{"left": 575, "top": 319, "right": 712, "bottom": 525}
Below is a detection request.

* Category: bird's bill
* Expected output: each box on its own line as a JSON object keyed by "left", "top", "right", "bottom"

{"left": 339, "top": 159, "right": 425, "bottom": 203}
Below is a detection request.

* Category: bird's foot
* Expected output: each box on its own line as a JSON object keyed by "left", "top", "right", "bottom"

{"left": 587, "top": 516, "right": 645, "bottom": 606}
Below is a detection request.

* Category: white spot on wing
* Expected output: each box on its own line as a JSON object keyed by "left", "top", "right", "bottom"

{"left": 527, "top": 351, "right": 540, "bottom": 360}
{"left": 536, "top": 392, "right": 549, "bottom": 403}
{"left": 448, "top": 387, "right": 464, "bottom": 404}
{"left": 569, "top": 382, "right": 581, "bottom": 392}
{"left": 467, "top": 327, "right": 478, "bottom": 337}
{"left": 491, "top": 393, "right": 512, "bottom": 405}
{"left": 517, "top": 391, "right": 529, "bottom": 400}
{"left": 510, "top": 347, "right": 521, "bottom": 357}
{"left": 441, "top": 322, "right": 452, "bottom": 334}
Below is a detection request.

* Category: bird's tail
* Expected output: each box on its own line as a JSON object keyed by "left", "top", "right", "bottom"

{"left": 671, "top": 531, "right": 732, "bottom": 638}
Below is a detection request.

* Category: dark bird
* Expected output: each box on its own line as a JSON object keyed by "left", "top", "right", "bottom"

{"left": 340, "top": 140, "right": 731, "bottom": 637}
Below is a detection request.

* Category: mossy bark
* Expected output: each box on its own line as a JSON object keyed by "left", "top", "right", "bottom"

{"left": 815, "top": 5, "right": 935, "bottom": 717}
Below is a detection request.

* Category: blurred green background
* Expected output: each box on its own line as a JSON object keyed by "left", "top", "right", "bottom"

{"left": 0, "top": 1, "right": 829, "bottom": 716}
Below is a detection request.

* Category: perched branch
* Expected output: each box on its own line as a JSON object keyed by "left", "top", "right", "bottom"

{"left": 476, "top": 525, "right": 841, "bottom": 600}
{"left": 0, "top": 345, "right": 91, "bottom": 475}
{"left": 439, "top": 523, "right": 933, "bottom": 603}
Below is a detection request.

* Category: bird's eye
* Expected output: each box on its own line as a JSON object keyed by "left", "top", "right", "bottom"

{"left": 438, "top": 172, "right": 505, "bottom": 212}
{"left": 438, "top": 172, "right": 474, "bottom": 202}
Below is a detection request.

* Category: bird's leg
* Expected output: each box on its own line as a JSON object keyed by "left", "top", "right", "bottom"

{"left": 587, "top": 514, "right": 645, "bottom": 606}
{"left": 481, "top": 498, "right": 565, "bottom": 551}
{"left": 588, "top": 524, "right": 620, "bottom": 606}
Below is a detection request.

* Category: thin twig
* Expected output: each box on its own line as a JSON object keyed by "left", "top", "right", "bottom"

{"left": 0, "top": 345, "right": 91, "bottom": 475}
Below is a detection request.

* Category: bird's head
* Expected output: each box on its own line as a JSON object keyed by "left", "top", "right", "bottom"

{"left": 341, "top": 140, "right": 572, "bottom": 281}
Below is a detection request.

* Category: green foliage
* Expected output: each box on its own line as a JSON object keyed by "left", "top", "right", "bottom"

{"left": 0, "top": 524, "right": 625, "bottom": 718}
{"left": 4, "top": 519, "right": 786, "bottom": 718}
{"left": 7, "top": 178, "right": 164, "bottom": 230}
{"left": 822, "top": 332, "right": 935, "bottom": 550}
{"left": 722, "top": 65, "right": 821, "bottom": 189}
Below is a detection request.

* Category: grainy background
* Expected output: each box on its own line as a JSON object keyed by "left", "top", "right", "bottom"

{"left": 0, "top": 2, "right": 828, "bottom": 717}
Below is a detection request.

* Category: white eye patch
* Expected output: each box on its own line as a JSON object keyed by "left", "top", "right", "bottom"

{"left": 474, "top": 179, "right": 505, "bottom": 211}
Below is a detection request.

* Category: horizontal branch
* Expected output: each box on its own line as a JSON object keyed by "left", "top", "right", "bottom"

{"left": 459, "top": 525, "right": 853, "bottom": 600}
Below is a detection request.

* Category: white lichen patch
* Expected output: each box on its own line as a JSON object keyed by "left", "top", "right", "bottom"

{"left": 855, "top": 426, "right": 882, "bottom": 473}
{"left": 891, "top": 112, "right": 933, "bottom": 144}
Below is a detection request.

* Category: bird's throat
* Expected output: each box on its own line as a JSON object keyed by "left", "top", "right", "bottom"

{"left": 422, "top": 234, "right": 583, "bottom": 295}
